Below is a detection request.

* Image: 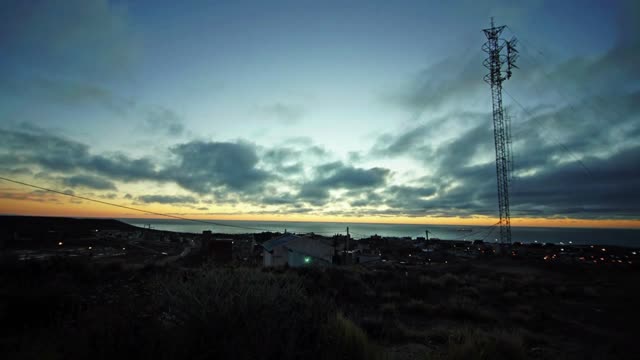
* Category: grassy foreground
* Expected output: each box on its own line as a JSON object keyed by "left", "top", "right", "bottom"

{"left": 1, "top": 256, "right": 639, "bottom": 359}
{"left": 0, "top": 258, "right": 382, "bottom": 360}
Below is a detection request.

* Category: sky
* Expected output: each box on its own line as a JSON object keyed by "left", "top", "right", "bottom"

{"left": 0, "top": 0, "right": 638, "bottom": 228}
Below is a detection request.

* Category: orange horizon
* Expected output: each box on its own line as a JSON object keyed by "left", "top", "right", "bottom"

{"left": 2, "top": 201, "right": 639, "bottom": 230}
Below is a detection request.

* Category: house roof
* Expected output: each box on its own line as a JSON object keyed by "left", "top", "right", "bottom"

{"left": 262, "top": 234, "right": 335, "bottom": 262}
{"left": 261, "top": 233, "right": 302, "bottom": 252}
{"left": 286, "top": 237, "right": 334, "bottom": 262}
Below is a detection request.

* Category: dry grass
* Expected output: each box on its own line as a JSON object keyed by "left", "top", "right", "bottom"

{"left": 322, "top": 313, "right": 386, "bottom": 360}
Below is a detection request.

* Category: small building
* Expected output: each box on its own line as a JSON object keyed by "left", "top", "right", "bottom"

{"left": 262, "top": 234, "right": 334, "bottom": 267}
{"left": 201, "top": 231, "right": 233, "bottom": 262}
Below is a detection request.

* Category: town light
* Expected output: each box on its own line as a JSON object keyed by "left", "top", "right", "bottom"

{"left": 304, "top": 256, "right": 311, "bottom": 264}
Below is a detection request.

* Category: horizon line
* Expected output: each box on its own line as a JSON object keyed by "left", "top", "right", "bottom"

{"left": 2, "top": 213, "right": 640, "bottom": 231}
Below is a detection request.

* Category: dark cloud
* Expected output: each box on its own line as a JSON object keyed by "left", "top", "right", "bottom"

{"left": 0, "top": 128, "right": 159, "bottom": 182}
{"left": 317, "top": 165, "right": 389, "bottom": 189}
{"left": 261, "top": 193, "right": 300, "bottom": 206}
{"left": 298, "top": 162, "right": 390, "bottom": 205}
{"left": 509, "top": 146, "right": 640, "bottom": 218}
{"left": 362, "top": 83, "right": 640, "bottom": 219}
{"left": 61, "top": 174, "right": 117, "bottom": 190}
{"left": 373, "top": 124, "right": 431, "bottom": 156}
{"left": 137, "top": 195, "right": 197, "bottom": 204}
{"left": 366, "top": 7, "right": 640, "bottom": 221}
{"left": 261, "top": 147, "right": 305, "bottom": 175}
{"left": 372, "top": 112, "right": 489, "bottom": 160}
{"left": 88, "top": 154, "right": 159, "bottom": 182}
{"left": 166, "top": 140, "right": 271, "bottom": 194}
{"left": 349, "top": 191, "right": 384, "bottom": 208}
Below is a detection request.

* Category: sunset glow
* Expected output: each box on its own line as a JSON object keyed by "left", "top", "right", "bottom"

{"left": 1, "top": 0, "right": 638, "bottom": 229}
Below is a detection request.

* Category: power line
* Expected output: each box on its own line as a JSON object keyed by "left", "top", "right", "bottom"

{"left": 479, "top": 225, "right": 498, "bottom": 242}
{"left": 504, "top": 25, "right": 627, "bottom": 178}
{"left": 502, "top": 89, "right": 594, "bottom": 177}
{"left": 423, "top": 221, "right": 500, "bottom": 242}
{"left": 0, "top": 176, "right": 353, "bottom": 236}
{"left": 0, "top": 176, "right": 506, "bottom": 241}
{"left": 0, "top": 176, "right": 272, "bottom": 232}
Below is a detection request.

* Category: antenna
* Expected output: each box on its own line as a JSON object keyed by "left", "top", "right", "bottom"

{"left": 482, "top": 18, "right": 518, "bottom": 244}
{"left": 346, "top": 226, "right": 350, "bottom": 265}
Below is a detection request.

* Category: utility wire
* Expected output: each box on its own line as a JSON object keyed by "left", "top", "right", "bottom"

{"left": 0, "top": 176, "right": 503, "bottom": 241}
{"left": 502, "top": 89, "right": 594, "bottom": 177}
{"left": 0, "top": 176, "right": 352, "bottom": 235}
{"left": 0, "top": 176, "right": 273, "bottom": 232}
{"left": 504, "top": 25, "right": 627, "bottom": 178}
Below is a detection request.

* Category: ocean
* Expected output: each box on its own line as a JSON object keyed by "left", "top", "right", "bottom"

{"left": 118, "top": 218, "right": 640, "bottom": 248}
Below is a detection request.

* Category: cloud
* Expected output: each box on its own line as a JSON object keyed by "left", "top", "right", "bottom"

{"left": 144, "top": 107, "right": 184, "bottom": 136}
{"left": 298, "top": 162, "right": 390, "bottom": 205}
{"left": 166, "top": 140, "right": 272, "bottom": 194}
{"left": 61, "top": 174, "right": 117, "bottom": 190}
{"left": 383, "top": 51, "right": 485, "bottom": 120}
{"left": 261, "top": 147, "right": 305, "bottom": 175}
{"left": 371, "top": 112, "right": 489, "bottom": 161}
{"left": 316, "top": 163, "right": 389, "bottom": 189}
{"left": 0, "top": 127, "right": 160, "bottom": 184}
{"left": 137, "top": 195, "right": 197, "bottom": 204}
{"left": 362, "top": 83, "right": 640, "bottom": 219}
{"left": 0, "top": 127, "right": 277, "bottom": 199}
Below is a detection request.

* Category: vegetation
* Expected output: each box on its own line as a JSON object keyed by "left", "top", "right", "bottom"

{"left": 1, "top": 256, "right": 639, "bottom": 359}
{"left": 0, "top": 258, "right": 379, "bottom": 360}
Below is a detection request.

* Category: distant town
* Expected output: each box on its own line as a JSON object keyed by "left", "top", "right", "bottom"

{"left": 2, "top": 215, "right": 636, "bottom": 269}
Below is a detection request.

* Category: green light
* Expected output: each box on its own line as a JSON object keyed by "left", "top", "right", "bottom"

{"left": 304, "top": 256, "right": 311, "bottom": 264}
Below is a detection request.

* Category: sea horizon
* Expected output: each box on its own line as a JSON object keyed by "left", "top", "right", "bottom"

{"left": 111, "top": 217, "right": 640, "bottom": 248}
{"left": 2, "top": 214, "right": 639, "bottom": 247}
{"left": 2, "top": 213, "right": 639, "bottom": 231}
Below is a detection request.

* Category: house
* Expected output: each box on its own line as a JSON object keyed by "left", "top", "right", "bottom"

{"left": 262, "top": 234, "right": 334, "bottom": 267}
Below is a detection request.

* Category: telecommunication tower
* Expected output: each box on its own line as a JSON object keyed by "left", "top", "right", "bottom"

{"left": 482, "top": 18, "right": 518, "bottom": 244}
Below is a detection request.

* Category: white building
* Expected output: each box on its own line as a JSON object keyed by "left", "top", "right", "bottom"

{"left": 262, "top": 234, "right": 334, "bottom": 267}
